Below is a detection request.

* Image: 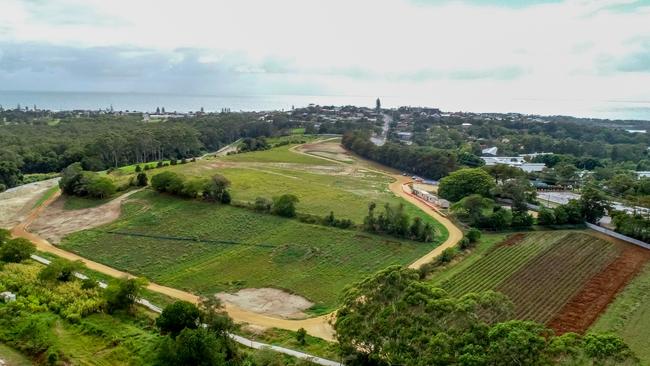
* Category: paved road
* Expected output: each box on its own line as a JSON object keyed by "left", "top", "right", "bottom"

{"left": 370, "top": 113, "right": 391, "bottom": 146}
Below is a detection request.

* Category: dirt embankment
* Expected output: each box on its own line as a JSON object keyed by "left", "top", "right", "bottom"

{"left": 217, "top": 288, "right": 314, "bottom": 319}
{"left": 0, "top": 179, "right": 59, "bottom": 229}
{"left": 30, "top": 189, "right": 142, "bottom": 244}
{"left": 548, "top": 241, "right": 650, "bottom": 334}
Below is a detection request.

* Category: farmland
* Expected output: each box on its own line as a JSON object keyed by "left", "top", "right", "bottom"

{"left": 591, "top": 263, "right": 650, "bottom": 364}
{"left": 60, "top": 190, "right": 445, "bottom": 313}
{"left": 432, "top": 231, "right": 649, "bottom": 332}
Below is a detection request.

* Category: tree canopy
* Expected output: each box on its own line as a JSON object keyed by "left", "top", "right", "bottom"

{"left": 438, "top": 168, "right": 496, "bottom": 202}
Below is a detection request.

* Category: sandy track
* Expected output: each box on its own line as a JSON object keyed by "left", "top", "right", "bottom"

{"left": 0, "top": 179, "right": 59, "bottom": 229}
{"left": 30, "top": 189, "right": 144, "bottom": 243}
{"left": 10, "top": 139, "right": 461, "bottom": 342}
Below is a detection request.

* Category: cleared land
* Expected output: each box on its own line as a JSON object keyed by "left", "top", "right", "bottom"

{"left": 60, "top": 191, "right": 445, "bottom": 313}
{"left": 591, "top": 263, "right": 650, "bottom": 364}
{"left": 435, "top": 231, "right": 649, "bottom": 332}
{"left": 0, "top": 179, "right": 59, "bottom": 229}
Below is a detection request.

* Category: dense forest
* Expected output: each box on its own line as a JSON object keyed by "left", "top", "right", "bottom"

{"left": 0, "top": 111, "right": 295, "bottom": 189}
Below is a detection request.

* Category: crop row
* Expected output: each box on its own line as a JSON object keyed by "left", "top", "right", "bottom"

{"left": 444, "top": 232, "right": 565, "bottom": 296}
{"left": 498, "top": 233, "right": 619, "bottom": 323}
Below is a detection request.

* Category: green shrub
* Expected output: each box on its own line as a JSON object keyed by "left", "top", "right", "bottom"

{"left": 0, "top": 238, "right": 35, "bottom": 263}
{"left": 466, "top": 228, "right": 481, "bottom": 243}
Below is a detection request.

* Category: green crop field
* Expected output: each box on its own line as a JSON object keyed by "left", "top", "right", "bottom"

{"left": 221, "top": 144, "right": 334, "bottom": 165}
{"left": 591, "top": 263, "right": 650, "bottom": 364}
{"left": 61, "top": 191, "right": 445, "bottom": 312}
{"left": 436, "top": 231, "right": 620, "bottom": 324}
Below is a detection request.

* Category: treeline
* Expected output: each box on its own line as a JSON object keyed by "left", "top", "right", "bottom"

{"left": 363, "top": 202, "right": 435, "bottom": 242}
{"left": 151, "top": 172, "right": 232, "bottom": 203}
{"left": 0, "top": 113, "right": 285, "bottom": 189}
{"left": 611, "top": 212, "right": 650, "bottom": 243}
{"left": 342, "top": 131, "right": 457, "bottom": 179}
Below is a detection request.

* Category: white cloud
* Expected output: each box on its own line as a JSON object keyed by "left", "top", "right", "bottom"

{"left": 1, "top": 0, "right": 650, "bottom": 115}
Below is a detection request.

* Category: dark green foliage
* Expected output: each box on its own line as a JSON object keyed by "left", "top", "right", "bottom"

{"left": 0, "top": 238, "right": 35, "bottom": 263}
{"left": 104, "top": 277, "right": 146, "bottom": 314}
{"left": 438, "top": 168, "right": 496, "bottom": 202}
{"left": 38, "top": 258, "right": 83, "bottom": 282}
{"left": 296, "top": 328, "right": 307, "bottom": 345}
{"left": 459, "top": 237, "right": 473, "bottom": 250}
{"left": 81, "top": 278, "right": 98, "bottom": 290}
{"left": 512, "top": 212, "right": 534, "bottom": 228}
{"left": 136, "top": 172, "right": 148, "bottom": 186}
{"left": 334, "top": 266, "right": 638, "bottom": 365}
{"left": 466, "top": 228, "right": 481, "bottom": 243}
{"left": 363, "top": 202, "right": 434, "bottom": 242}
{"left": 323, "top": 211, "right": 354, "bottom": 229}
{"left": 240, "top": 137, "right": 270, "bottom": 152}
{"left": 579, "top": 185, "right": 610, "bottom": 224}
{"left": 254, "top": 197, "right": 272, "bottom": 212}
{"left": 342, "top": 131, "right": 457, "bottom": 179}
{"left": 156, "top": 327, "right": 228, "bottom": 366}
{"left": 59, "top": 163, "right": 116, "bottom": 198}
{"left": 135, "top": 165, "right": 142, "bottom": 173}
{"left": 0, "top": 161, "right": 22, "bottom": 189}
{"left": 156, "top": 301, "right": 201, "bottom": 337}
{"left": 0, "top": 228, "right": 10, "bottom": 244}
{"left": 612, "top": 212, "right": 650, "bottom": 243}
{"left": 537, "top": 208, "right": 556, "bottom": 225}
{"left": 151, "top": 171, "right": 185, "bottom": 194}
{"left": 202, "top": 174, "right": 231, "bottom": 203}
{"left": 436, "top": 248, "right": 456, "bottom": 264}
{"left": 272, "top": 194, "right": 299, "bottom": 218}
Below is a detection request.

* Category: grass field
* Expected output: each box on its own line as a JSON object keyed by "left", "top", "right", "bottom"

{"left": 591, "top": 263, "right": 650, "bottom": 364}
{"left": 0, "top": 343, "right": 33, "bottom": 365}
{"left": 221, "top": 144, "right": 333, "bottom": 165}
{"left": 61, "top": 191, "right": 445, "bottom": 312}
{"left": 433, "top": 231, "right": 622, "bottom": 325}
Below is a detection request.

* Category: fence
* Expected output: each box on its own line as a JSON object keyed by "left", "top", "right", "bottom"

{"left": 585, "top": 223, "right": 650, "bottom": 250}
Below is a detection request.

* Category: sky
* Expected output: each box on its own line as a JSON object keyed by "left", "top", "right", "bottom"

{"left": 1, "top": 0, "right": 650, "bottom": 115}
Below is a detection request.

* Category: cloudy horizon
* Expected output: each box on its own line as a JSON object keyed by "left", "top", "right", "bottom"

{"left": 1, "top": 0, "right": 650, "bottom": 117}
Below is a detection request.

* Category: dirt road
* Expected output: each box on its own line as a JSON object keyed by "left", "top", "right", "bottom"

{"left": 10, "top": 139, "right": 460, "bottom": 342}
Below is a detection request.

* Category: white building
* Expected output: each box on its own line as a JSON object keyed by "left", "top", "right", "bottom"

{"left": 480, "top": 156, "right": 546, "bottom": 172}
{"left": 635, "top": 171, "right": 650, "bottom": 179}
{"left": 481, "top": 147, "right": 498, "bottom": 156}
{"left": 0, "top": 292, "right": 16, "bottom": 303}
{"left": 412, "top": 187, "right": 450, "bottom": 209}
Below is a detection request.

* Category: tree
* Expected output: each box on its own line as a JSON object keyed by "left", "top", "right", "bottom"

{"left": 272, "top": 194, "right": 299, "bottom": 217}
{"left": 466, "top": 228, "right": 481, "bottom": 243}
{"left": 451, "top": 194, "right": 495, "bottom": 224}
{"left": 85, "top": 175, "right": 116, "bottom": 198}
{"left": 136, "top": 172, "right": 148, "bottom": 186}
{"left": 579, "top": 185, "right": 610, "bottom": 224}
{"left": 151, "top": 171, "right": 185, "bottom": 194}
{"left": 375, "top": 98, "right": 381, "bottom": 111}
{"left": 156, "top": 328, "right": 229, "bottom": 366}
{"left": 156, "top": 301, "right": 201, "bottom": 337}
{"left": 0, "top": 238, "right": 35, "bottom": 263}
{"left": 334, "top": 266, "right": 637, "bottom": 365}
{"left": 537, "top": 208, "right": 556, "bottom": 226}
{"left": 438, "top": 168, "right": 496, "bottom": 202}
{"left": 202, "top": 174, "right": 231, "bottom": 202}
{"left": 296, "top": 328, "right": 307, "bottom": 345}
{"left": 0, "top": 228, "right": 10, "bottom": 244}
{"left": 59, "top": 162, "right": 84, "bottom": 195}
{"left": 0, "top": 161, "right": 22, "bottom": 189}
{"left": 483, "top": 164, "right": 525, "bottom": 183}
{"left": 134, "top": 164, "right": 142, "bottom": 173}
{"left": 254, "top": 197, "right": 272, "bottom": 212}
{"left": 492, "top": 178, "right": 536, "bottom": 214}
{"left": 104, "top": 277, "right": 146, "bottom": 313}
{"left": 38, "top": 258, "right": 83, "bottom": 282}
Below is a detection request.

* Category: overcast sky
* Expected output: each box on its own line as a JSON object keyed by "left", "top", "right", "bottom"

{"left": 1, "top": 0, "right": 650, "bottom": 112}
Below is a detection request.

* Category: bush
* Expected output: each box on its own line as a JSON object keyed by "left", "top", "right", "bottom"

{"left": 157, "top": 161, "right": 164, "bottom": 168}
{"left": 511, "top": 212, "right": 534, "bottom": 228}
{"left": 170, "top": 159, "right": 178, "bottom": 165}
{"left": 134, "top": 165, "right": 142, "bottom": 173}
{"left": 156, "top": 301, "right": 201, "bottom": 337}
{"left": 104, "top": 277, "right": 146, "bottom": 314}
{"left": 296, "top": 328, "right": 307, "bottom": 345}
{"left": 38, "top": 258, "right": 83, "bottom": 282}
{"left": 151, "top": 172, "right": 185, "bottom": 194}
{"left": 466, "top": 228, "right": 481, "bottom": 243}
{"left": 537, "top": 208, "right": 556, "bottom": 226}
{"left": 136, "top": 172, "right": 148, "bottom": 187}
{"left": 272, "top": 194, "right": 299, "bottom": 218}
{"left": 0, "top": 238, "right": 35, "bottom": 263}
{"left": 180, "top": 158, "right": 188, "bottom": 164}
{"left": 254, "top": 197, "right": 272, "bottom": 212}
{"left": 459, "top": 237, "right": 473, "bottom": 250}
{"left": 436, "top": 248, "right": 456, "bottom": 264}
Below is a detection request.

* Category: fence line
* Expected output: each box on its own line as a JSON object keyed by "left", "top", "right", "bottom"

{"left": 585, "top": 223, "right": 650, "bottom": 250}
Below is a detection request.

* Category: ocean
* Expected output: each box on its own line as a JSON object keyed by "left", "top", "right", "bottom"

{"left": 1, "top": 90, "right": 649, "bottom": 121}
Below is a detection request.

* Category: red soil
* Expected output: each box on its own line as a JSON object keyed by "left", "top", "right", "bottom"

{"left": 547, "top": 244, "right": 650, "bottom": 334}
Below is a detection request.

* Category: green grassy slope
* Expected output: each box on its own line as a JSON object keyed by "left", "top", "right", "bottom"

{"left": 61, "top": 191, "right": 445, "bottom": 312}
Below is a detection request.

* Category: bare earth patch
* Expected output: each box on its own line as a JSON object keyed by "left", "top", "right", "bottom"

{"left": 0, "top": 179, "right": 59, "bottom": 229}
{"left": 30, "top": 189, "right": 142, "bottom": 244}
{"left": 217, "top": 288, "right": 314, "bottom": 319}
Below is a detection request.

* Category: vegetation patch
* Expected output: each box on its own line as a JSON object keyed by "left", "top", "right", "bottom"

{"left": 60, "top": 191, "right": 445, "bottom": 311}
{"left": 436, "top": 231, "right": 637, "bottom": 331}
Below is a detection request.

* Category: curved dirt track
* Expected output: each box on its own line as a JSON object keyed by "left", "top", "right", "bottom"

{"left": 11, "top": 139, "right": 461, "bottom": 342}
